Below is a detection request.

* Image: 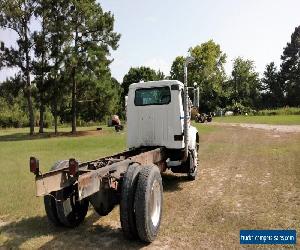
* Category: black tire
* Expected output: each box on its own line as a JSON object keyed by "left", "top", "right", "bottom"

{"left": 120, "top": 163, "right": 141, "bottom": 239}
{"left": 187, "top": 148, "right": 198, "bottom": 181}
{"left": 44, "top": 160, "right": 89, "bottom": 228}
{"left": 135, "top": 165, "right": 163, "bottom": 243}
{"left": 200, "top": 114, "right": 206, "bottom": 123}
{"left": 89, "top": 189, "right": 115, "bottom": 216}
{"left": 187, "top": 158, "right": 197, "bottom": 180}
{"left": 44, "top": 160, "right": 68, "bottom": 226}
{"left": 56, "top": 188, "right": 89, "bottom": 228}
{"left": 44, "top": 193, "right": 63, "bottom": 226}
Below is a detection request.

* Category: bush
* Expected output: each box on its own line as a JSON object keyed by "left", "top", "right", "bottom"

{"left": 44, "top": 110, "right": 54, "bottom": 128}
{"left": 224, "top": 103, "right": 256, "bottom": 115}
{"left": 0, "top": 98, "right": 29, "bottom": 128}
{"left": 76, "top": 117, "right": 102, "bottom": 127}
{"left": 256, "top": 107, "right": 300, "bottom": 116}
{"left": 35, "top": 109, "right": 54, "bottom": 128}
{"left": 217, "top": 105, "right": 300, "bottom": 117}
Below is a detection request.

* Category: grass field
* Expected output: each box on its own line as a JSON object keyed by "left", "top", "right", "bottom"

{"left": 0, "top": 124, "right": 215, "bottom": 219}
{"left": 0, "top": 124, "right": 299, "bottom": 248}
{"left": 0, "top": 126, "right": 126, "bottom": 219}
{"left": 213, "top": 114, "right": 300, "bottom": 125}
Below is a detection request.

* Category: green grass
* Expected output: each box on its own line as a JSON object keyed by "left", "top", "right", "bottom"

{"left": 0, "top": 126, "right": 126, "bottom": 219}
{"left": 213, "top": 115, "right": 300, "bottom": 125}
{"left": 0, "top": 124, "right": 214, "bottom": 219}
{"left": 256, "top": 107, "right": 300, "bottom": 116}
{"left": 193, "top": 122, "right": 217, "bottom": 133}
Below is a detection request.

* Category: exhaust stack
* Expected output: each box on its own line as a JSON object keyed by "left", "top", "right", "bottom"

{"left": 182, "top": 56, "right": 194, "bottom": 162}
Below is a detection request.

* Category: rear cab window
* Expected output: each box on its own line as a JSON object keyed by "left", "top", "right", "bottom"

{"left": 134, "top": 86, "right": 171, "bottom": 106}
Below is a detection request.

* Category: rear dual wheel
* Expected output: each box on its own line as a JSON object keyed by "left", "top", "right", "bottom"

{"left": 120, "top": 164, "right": 141, "bottom": 239}
{"left": 187, "top": 149, "right": 198, "bottom": 180}
{"left": 120, "top": 164, "right": 163, "bottom": 243}
{"left": 44, "top": 191, "right": 89, "bottom": 228}
{"left": 44, "top": 161, "right": 89, "bottom": 228}
{"left": 187, "top": 138, "right": 199, "bottom": 180}
{"left": 44, "top": 161, "right": 164, "bottom": 241}
{"left": 135, "top": 165, "right": 163, "bottom": 242}
{"left": 55, "top": 187, "right": 89, "bottom": 228}
{"left": 44, "top": 192, "right": 62, "bottom": 226}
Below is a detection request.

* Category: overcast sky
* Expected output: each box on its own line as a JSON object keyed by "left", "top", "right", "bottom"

{"left": 1, "top": 0, "right": 300, "bottom": 82}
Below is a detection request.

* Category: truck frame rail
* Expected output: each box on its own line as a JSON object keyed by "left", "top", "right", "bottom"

{"left": 33, "top": 147, "right": 167, "bottom": 199}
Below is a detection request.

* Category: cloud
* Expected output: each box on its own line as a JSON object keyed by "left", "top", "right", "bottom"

{"left": 144, "top": 58, "right": 171, "bottom": 76}
{"left": 144, "top": 16, "right": 157, "bottom": 23}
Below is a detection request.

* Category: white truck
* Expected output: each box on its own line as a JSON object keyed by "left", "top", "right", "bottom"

{"left": 29, "top": 79, "right": 199, "bottom": 243}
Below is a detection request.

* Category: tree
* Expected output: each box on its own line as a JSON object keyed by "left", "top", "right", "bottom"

{"left": 122, "top": 66, "right": 165, "bottom": 98}
{"left": 170, "top": 40, "right": 227, "bottom": 112}
{"left": 32, "top": 0, "right": 53, "bottom": 133}
{"left": 261, "top": 62, "right": 284, "bottom": 108}
{"left": 42, "top": 0, "right": 72, "bottom": 134}
{"left": 0, "top": 0, "right": 121, "bottom": 132}
{"left": 66, "top": 0, "right": 120, "bottom": 133}
{"left": 77, "top": 75, "right": 121, "bottom": 122}
{"left": 170, "top": 56, "right": 185, "bottom": 83}
{"left": 0, "top": 74, "right": 24, "bottom": 101}
{"left": 229, "top": 57, "right": 260, "bottom": 107}
{"left": 280, "top": 25, "right": 300, "bottom": 106}
{"left": 156, "top": 70, "right": 165, "bottom": 80}
{"left": 0, "top": 75, "right": 28, "bottom": 128}
{"left": 0, "top": 0, "right": 36, "bottom": 135}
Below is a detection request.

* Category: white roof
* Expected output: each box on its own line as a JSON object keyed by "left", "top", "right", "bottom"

{"left": 129, "top": 80, "right": 183, "bottom": 90}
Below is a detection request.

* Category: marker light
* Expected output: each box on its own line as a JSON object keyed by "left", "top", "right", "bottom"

{"left": 30, "top": 157, "right": 39, "bottom": 175}
{"left": 69, "top": 158, "right": 78, "bottom": 176}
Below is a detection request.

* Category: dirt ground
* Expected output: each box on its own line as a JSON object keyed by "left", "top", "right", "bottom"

{"left": 0, "top": 125, "right": 299, "bottom": 249}
{"left": 212, "top": 122, "right": 300, "bottom": 133}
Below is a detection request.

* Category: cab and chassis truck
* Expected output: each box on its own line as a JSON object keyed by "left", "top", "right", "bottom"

{"left": 30, "top": 79, "right": 199, "bottom": 243}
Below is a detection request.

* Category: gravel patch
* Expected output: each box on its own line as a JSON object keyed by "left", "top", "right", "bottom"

{"left": 212, "top": 122, "right": 300, "bottom": 133}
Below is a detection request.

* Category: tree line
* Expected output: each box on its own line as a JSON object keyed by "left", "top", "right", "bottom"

{"left": 122, "top": 26, "right": 300, "bottom": 114}
{"left": 0, "top": 1, "right": 299, "bottom": 134}
{"left": 0, "top": 0, "right": 120, "bottom": 134}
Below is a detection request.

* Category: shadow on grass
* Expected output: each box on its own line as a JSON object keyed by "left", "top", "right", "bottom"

{"left": 0, "top": 212, "right": 148, "bottom": 249}
{"left": 0, "top": 130, "right": 104, "bottom": 142}
{"left": 162, "top": 173, "right": 191, "bottom": 192}
{"left": 0, "top": 132, "right": 54, "bottom": 142}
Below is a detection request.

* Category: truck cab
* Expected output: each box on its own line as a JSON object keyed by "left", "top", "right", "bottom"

{"left": 127, "top": 80, "right": 198, "bottom": 152}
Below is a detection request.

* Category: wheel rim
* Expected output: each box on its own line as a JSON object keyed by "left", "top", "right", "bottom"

{"left": 149, "top": 179, "right": 161, "bottom": 227}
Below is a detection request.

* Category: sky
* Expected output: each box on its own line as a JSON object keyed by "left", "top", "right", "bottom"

{"left": 0, "top": 0, "right": 300, "bottom": 82}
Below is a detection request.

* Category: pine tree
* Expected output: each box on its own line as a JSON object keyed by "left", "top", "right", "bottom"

{"left": 261, "top": 62, "right": 284, "bottom": 108}
{"left": 227, "top": 57, "right": 260, "bottom": 109}
{"left": 0, "top": 0, "right": 36, "bottom": 135}
{"left": 280, "top": 26, "right": 300, "bottom": 106}
{"left": 66, "top": 0, "right": 120, "bottom": 133}
{"left": 41, "top": 0, "right": 71, "bottom": 134}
